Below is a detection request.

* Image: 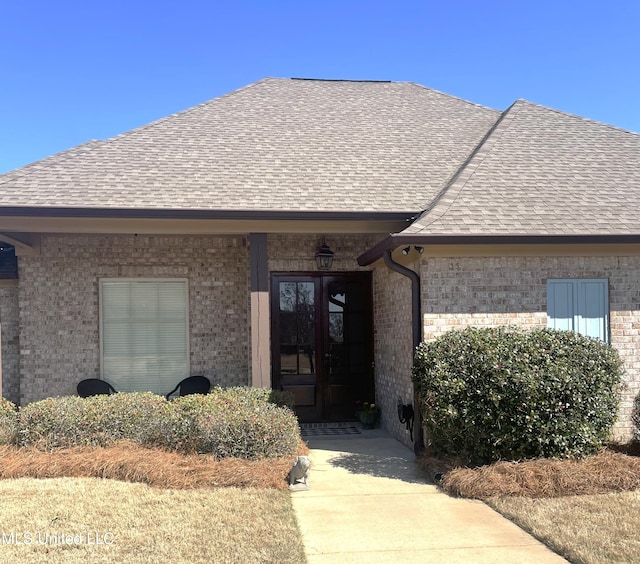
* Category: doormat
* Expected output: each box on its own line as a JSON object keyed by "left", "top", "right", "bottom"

{"left": 300, "top": 426, "right": 361, "bottom": 437}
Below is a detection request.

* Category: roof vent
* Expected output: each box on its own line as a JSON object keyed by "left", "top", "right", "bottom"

{"left": 290, "top": 78, "right": 392, "bottom": 83}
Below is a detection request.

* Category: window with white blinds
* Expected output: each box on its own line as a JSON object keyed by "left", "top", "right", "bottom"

{"left": 547, "top": 278, "right": 609, "bottom": 342}
{"left": 100, "top": 279, "right": 189, "bottom": 394}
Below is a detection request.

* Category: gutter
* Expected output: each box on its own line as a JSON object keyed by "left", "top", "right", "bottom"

{"left": 0, "top": 206, "right": 416, "bottom": 222}
{"left": 358, "top": 233, "right": 640, "bottom": 266}
{"left": 382, "top": 249, "right": 424, "bottom": 452}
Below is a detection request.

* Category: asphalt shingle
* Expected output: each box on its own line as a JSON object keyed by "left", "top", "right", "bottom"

{"left": 0, "top": 78, "right": 499, "bottom": 214}
{"left": 404, "top": 100, "right": 640, "bottom": 236}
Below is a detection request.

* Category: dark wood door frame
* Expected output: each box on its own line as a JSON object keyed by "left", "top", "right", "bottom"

{"left": 270, "top": 272, "right": 374, "bottom": 422}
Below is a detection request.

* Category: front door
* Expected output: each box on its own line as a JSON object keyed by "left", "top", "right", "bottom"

{"left": 271, "top": 272, "right": 374, "bottom": 422}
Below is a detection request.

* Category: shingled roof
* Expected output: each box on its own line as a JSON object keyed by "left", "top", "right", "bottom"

{"left": 0, "top": 78, "right": 499, "bottom": 214}
{"left": 402, "top": 99, "right": 640, "bottom": 236}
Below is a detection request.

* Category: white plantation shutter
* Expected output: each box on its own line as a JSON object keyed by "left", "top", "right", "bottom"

{"left": 100, "top": 279, "right": 189, "bottom": 394}
{"left": 547, "top": 279, "right": 609, "bottom": 342}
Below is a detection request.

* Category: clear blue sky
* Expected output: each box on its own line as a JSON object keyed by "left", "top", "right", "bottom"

{"left": 1, "top": 0, "right": 639, "bottom": 173}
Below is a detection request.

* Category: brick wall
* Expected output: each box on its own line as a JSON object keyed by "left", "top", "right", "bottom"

{"left": 0, "top": 283, "right": 20, "bottom": 404}
{"left": 267, "top": 234, "right": 382, "bottom": 273}
{"left": 372, "top": 266, "right": 415, "bottom": 447}
{"left": 420, "top": 255, "right": 640, "bottom": 441}
{"left": 15, "top": 237, "right": 640, "bottom": 442}
{"left": 18, "top": 235, "right": 250, "bottom": 404}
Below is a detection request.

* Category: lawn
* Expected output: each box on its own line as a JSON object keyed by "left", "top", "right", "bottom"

{"left": 489, "top": 491, "right": 640, "bottom": 564}
{"left": 0, "top": 391, "right": 309, "bottom": 562}
{"left": 0, "top": 439, "right": 310, "bottom": 563}
{"left": 0, "top": 477, "right": 306, "bottom": 564}
{"left": 421, "top": 446, "right": 640, "bottom": 564}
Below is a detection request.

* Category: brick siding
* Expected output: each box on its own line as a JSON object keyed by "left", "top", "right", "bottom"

{"left": 420, "top": 255, "right": 640, "bottom": 441}
{"left": 267, "top": 234, "right": 382, "bottom": 273}
{"left": 372, "top": 266, "right": 415, "bottom": 447}
{"left": 0, "top": 283, "right": 20, "bottom": 404}
{"left": 18, "top": 235, "right": 250, "bottom": 404}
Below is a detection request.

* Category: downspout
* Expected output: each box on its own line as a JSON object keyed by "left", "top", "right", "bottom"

{"left": 383, "top": 251, "right": 421, "bottom": 350}
{"left": 382, "top": 250, "right": 424, "bottom": 453}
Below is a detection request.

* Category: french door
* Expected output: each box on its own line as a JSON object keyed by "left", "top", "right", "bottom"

{"left": 271, "top": 272, "right": 374, "bottom": 422}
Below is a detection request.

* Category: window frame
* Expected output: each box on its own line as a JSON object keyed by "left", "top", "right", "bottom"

{"left": 99, "top": 278, "right": 190, "bottom": 393}
{"left": 546, "top": 278, "right": 610, "bottom": 342}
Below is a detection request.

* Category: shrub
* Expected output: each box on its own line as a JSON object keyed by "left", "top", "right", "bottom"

{"left": 18, "top": 393, "right": 165, "bottom": 449}
{"left": 149, "top": 388, "right": 299, "bottom": 459}
{"left": 631, "top": 394, "right": 640, "bottom": 442}
{"left": 0, "top": 397, "right": 17, "bottom": 445}
{"left": 266, "top": 389, "right": 296, "bottom": 410}
{"left": 17, "top": 387, "right": 300, "bottom": 459}
{"left": 412, "top": 327, "right": 624, "bottom": 464}
{"left": 209, "top": 386, "right": 295, "bottom": 410}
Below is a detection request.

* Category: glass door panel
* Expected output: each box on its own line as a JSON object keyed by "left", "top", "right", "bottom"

{"left": 271, "top": 273, "right": 372, "bottom": 422}
{"left": 273, "top": 279, "right": 320, "bottom": 420}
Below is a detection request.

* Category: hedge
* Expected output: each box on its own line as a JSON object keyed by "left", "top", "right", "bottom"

{"left": 18, "top": 392, "right": 167, "bottom": 450}
{"left": 412, "top": 327, "right": 624, "bottom": 464}
{"left": 16, "top": 387, "right": 299, "bottom": 459}
{"left": 631, "top": 393, "right": 640, "bottom": 442}
{"left": 0, "top": 397, "right": 17, "bottom": 445}
{"left": 147, "top": 389, "right": 299, "bottom": 458}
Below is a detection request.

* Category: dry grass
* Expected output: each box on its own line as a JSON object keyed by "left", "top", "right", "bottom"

{"left": 419, "top": 446, "right": 640, "bottom": 563}
{"left": 419, "top": 448, "right": 640, "bottom": 499}
{"left": 0, "top": 477, "right": 305, "bottom": 563}
{"left": 0, "top": 440, "right": 309, "bottom": 490}
{"left": 489, "top": 493, "right": 640, "bottom": 564}
{"left": 0, "top": 441, "right": 311, "bottom": 562}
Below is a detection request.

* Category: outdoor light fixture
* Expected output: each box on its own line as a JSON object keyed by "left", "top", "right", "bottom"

{"left": 315, "top": 241, "right": 334, "bottom": 270}
{"left": 401, "top": 246, "right": 424, "bottom": 256}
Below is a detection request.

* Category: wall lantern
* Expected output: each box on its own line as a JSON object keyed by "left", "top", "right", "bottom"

{"left": 315, "top": 241, "right": 334, "bottom": 271}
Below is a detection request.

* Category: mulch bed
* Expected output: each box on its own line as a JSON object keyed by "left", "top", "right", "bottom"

{"left": 0, "top": 440, "right": 310, "bottom": 490}
{"left": 418, "top": 444, "right": 640, "bottom": 499}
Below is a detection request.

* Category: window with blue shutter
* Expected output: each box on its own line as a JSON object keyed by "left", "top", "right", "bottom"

{"left": 546, "top": 279, "right": 609, "bottom": 342}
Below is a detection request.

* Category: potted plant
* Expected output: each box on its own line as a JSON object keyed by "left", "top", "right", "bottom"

{"left": 355, "top": 400, "right": 380, "bottom": 429}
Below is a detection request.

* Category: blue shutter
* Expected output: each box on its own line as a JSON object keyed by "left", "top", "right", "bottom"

{"left": 547, "top": 279, "right": 609, "bottom": 342}
{"left": 547, "top": 280, "right": 575, "bottom": 332}
{"left": 577, "top": 279, "right": 609, "bottom": 342}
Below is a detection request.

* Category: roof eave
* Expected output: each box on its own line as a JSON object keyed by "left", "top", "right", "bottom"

{"left": 357, "top": 233, "right": 640, "bottom": 266}
{"left": 0, "top": 206, "right": 417, "bottom": 222}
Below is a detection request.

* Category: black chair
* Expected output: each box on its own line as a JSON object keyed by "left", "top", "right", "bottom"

{"left": 165, "top": 375, "right": 211, "bottom": 399}
{"left": 77, "top": 378, "right": 117, "bottom": 398}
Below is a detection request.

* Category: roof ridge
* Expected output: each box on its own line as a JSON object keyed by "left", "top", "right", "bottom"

{"left": 514, "top": 98, "right": 640, "bottom": 137}
{"left": 290, "top": 77, "right": 392, "bottom": 83}
{"left": 408, "top": 100, "right": 521, "bottom": 232}
{"left": 406, "top": 82, "right": 501, "bottom": 114}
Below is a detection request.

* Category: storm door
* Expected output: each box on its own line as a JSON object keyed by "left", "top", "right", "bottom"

{"left": 271, "top": 273, "right": 374, "bottom": 422}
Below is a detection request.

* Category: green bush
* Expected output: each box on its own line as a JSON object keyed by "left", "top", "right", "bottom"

{"left": 0, "top": 397, "right": 17, "bottom": 445}
{"left": 266, "top": 389, "right": 296, "bottom": 410}
{"left": 412, "top": 327, "right": 624, "bottom": 464}
{"left": 207, "top": 386, "right": 295, "bottom": 410}
{"left": 148, "top": 388, "right": 299, "bottom": 458}
{"left": 17, "top": 387, "right": 299, "bottom": 459}
{"left": 631, "top": 394, "right": 640, "bottom": 442}
{"left": 18, "top": 392, "right": 165, "bottom": 449}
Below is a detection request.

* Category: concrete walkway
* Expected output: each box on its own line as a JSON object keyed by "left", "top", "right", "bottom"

{"left": 291, "top": 428, "right": 566, "bottom": 563}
